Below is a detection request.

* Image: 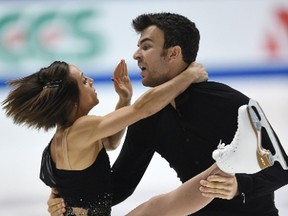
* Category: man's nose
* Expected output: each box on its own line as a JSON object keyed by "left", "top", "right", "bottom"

{"left": 133, "top": 49, "right": 141, "bottom": 60}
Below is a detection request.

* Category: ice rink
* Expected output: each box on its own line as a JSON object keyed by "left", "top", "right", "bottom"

{"left": 0, "top": 76, "right": 288, "bottom": 215}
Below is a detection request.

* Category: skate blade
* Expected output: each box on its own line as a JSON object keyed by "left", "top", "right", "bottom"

{"left": 248, "top": 99, "right": 288, "bottom": 170}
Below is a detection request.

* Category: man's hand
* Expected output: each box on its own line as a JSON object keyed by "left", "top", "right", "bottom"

{"left": 47, "top": 188, "right": 66, "bottom": 216}
{"left": 199, "top": 174, "right": 239, "bottom": 200}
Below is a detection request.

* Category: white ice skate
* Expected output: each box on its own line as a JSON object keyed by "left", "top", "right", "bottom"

{"left": 212, "top": 99, "right": 288, "bottom": 174}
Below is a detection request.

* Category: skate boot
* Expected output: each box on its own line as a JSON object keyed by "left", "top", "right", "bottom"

{"left": 213, "top": 102, "right": 281, "bottom": 174}
{"left": 213, "top": 99, "right": 288, "bottom": 174}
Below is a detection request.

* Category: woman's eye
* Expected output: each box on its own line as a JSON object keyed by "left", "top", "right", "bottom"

{"left": 83, "top": 78, "right": 88, "bottom": 84}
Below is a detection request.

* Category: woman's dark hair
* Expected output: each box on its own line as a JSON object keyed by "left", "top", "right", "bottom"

{"left": 132, "top": 12, "right": 200, "bottom": 63}
{"left": 2, "top": 61, "right": 80, "bottom": 131}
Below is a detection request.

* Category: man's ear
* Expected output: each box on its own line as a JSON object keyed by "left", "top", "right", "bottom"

{"left": 167, "top": 45, "right": 182, "bottom": 60}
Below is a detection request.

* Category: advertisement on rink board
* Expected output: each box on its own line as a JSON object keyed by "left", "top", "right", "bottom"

{"left": 0, "top": 0, "right": 287, "bottom": 86}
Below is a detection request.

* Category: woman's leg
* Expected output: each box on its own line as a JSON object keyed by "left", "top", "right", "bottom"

{"left": 126, "top": 163, "right": 223, "bottom": 216}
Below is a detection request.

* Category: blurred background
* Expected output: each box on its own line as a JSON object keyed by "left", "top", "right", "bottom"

{"left": 0, "top": 0, "right": 287, "bottom": 215}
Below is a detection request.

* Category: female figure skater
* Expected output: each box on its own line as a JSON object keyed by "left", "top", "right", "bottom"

{"left": 3, "top": 60, "right": 226, "bottom": 216}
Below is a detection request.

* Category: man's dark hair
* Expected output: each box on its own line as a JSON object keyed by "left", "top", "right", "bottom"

{"left": 132, "top": 12, "right": 200, "bottom": 63}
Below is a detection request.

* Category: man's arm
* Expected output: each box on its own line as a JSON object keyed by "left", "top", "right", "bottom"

{"left": 111, "top": 118, "right": 157, "bottom": 205}
{"left": 236, "top": 163, "right": 288, "bottom": 202}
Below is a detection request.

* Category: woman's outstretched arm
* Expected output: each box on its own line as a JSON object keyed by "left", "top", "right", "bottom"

{"left": 73, "top": 61, "right": 208, "bottom": 144}
{"left": 103, "top": 60, "right": 132, "bottom": 150}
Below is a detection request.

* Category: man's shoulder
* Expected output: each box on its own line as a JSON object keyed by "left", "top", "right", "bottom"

{"left": 188, "top": 80, "right": 240, "bottom": 93}
{"left": 193, "top": 80, "right": 232, "bottom": 88}
{"left": 185, "top": 81, "right": 250, "bottom": 103}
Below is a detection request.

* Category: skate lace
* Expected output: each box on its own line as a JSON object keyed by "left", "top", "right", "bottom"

{"left": 217, "top": 131, "right": 240, "bottom": 158}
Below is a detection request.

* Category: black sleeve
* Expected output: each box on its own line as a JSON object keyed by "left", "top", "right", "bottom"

{"left": 111, "top": 119, "right": 157, "bottom": 205}
{"left": 236, "top": 163, "right": 288, "bottom": 202}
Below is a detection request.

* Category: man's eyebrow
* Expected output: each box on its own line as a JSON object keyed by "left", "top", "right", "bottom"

{"left": 139, "top": 38, "right": 153, "bottom": 45}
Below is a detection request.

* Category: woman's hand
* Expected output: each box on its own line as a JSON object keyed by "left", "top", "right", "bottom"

{"left": 185, "top": 62, "right": 208, "bottom": 84}
{"left": 113, "top": 59, "right": 133, "bottom": 102}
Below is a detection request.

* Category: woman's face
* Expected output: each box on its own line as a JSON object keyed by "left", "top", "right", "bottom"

{"left": 69, "top": 64, "right": 99, "bottom": 115}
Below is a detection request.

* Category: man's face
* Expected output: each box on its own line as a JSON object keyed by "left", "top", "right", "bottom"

{"left": 133, "top": 25, "right": 172, "bottom": 87}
